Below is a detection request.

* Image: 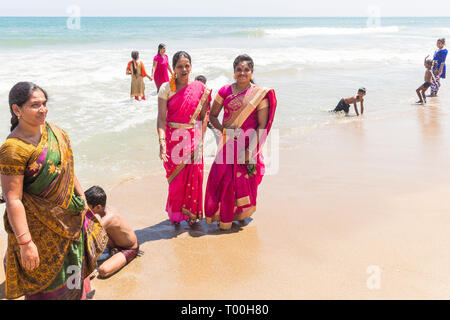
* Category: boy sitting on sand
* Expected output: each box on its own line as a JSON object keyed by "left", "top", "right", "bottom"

{"left": 416, "top": 59, "right": 437, "bottom": 104}
{"left": 85, "top": 186, "right": 139, "bottom": 279}
{"left": 331, "top": 88, "right": 366, "bottom": 116}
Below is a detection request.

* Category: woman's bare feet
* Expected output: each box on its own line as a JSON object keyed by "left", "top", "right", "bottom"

{"left": 188, "top": 218, "right": 197, "bottom": 227}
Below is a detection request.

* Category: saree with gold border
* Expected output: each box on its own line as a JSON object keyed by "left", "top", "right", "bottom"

{"left": 204, "top": 84, "right": 277, "bottom": 230}
{"left": 161, "top": 80, "right": 211, "bottom": 222}
{"left": 0, "top": 122, "right": 107, "bottom": 299}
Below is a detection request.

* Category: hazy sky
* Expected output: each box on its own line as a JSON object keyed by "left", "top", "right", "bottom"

{"left": 1, "top": 0, "right": 450, "bottom": 17}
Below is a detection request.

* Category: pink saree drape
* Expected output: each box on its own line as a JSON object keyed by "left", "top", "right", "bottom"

{"left": 164, "top": 80, "right": 211, "bottom": 222}
{"left": 204, "top": 85, "right": 277, "bottom": 230}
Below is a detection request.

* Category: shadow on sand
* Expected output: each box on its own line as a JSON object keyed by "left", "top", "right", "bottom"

{"left": 135, "top": 218, "right": 253, "bottom": 246}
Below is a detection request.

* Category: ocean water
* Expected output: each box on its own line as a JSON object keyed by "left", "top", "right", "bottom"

{"left": 0, "top": 17, "right": 449, "bottom": 187}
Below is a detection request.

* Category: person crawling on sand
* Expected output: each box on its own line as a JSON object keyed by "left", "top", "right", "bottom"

{"left": 331, "top": 87, "right": 366, "bottom": 116}
{"left": 416, "top": 59, "right": 438, "bottom": 104}
{"left": 85, "top": 185, "right": 139, "bottom": 279}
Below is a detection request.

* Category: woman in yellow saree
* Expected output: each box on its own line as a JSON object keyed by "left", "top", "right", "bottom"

{"left": 0, "top": 82, "right": 107, "bottom": 300}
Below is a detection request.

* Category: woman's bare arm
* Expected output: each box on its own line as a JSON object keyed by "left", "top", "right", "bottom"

{"left": 152, "top": 61, "right": 158, "bottom": 79}
{"left": 1, "top": 174, "right": 40, "bottom": 270}
{"left": 157, "top": 97, "right": 169, "bottom": 162}
{"left": 73, "top": 174, "right": 88, "bottom": 210}
{"left": 209, "top": 100, "right": 224, "bottom": 132}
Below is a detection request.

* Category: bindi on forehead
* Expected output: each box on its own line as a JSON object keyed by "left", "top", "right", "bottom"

{"left": 237, "top": 62, "right": 249, "bottom": 68}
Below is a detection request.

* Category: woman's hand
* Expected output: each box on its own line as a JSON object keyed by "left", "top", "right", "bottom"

{"left": 159, "top": 142, "right": 169, "bottom": 162}
{"left": 80, "top": 195, "right": 89, "bottom": 214}
{"left": 19, "top": 240, "right": 40, "bottom": 271}
{"left": 148, "top": 76, "right": 153, "bottom": 81}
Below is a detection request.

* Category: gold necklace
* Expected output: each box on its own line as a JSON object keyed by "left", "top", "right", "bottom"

{"left": 233, "top": 83, "right": 252, "bottom": 95}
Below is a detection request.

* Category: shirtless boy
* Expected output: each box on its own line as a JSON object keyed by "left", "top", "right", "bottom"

{"left": 331, "top": 87, "right": 366, "bottom": 116}
{"left": 416, "top": 59, "right": 437, "bottom": 104}
{"left": 85, "top": 186, "right": 139, "bottom": 278}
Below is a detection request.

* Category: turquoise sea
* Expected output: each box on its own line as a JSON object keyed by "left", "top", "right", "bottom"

{"left": 0, "top": 17, "right": 449, "bottom": 187}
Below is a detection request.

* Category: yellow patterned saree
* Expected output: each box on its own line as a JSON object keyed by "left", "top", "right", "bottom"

{"left": 0, "top": 122, "right": 107, "bottom": 299}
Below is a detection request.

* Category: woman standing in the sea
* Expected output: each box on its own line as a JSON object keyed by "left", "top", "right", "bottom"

{"left": 152, "top": 44, "right": 173, "bottom": 92}
{"left": 157, "top": 51, "right": 211, "bottom": 227}
{"left": 0, "top": 82, "right": 107, "bottom": 299}
{"left": 430, "top": 38, "right": 448, "bottom": 97}
{"left": 126, "top": 51, "right": 152, "bottom": 100}
{"left": 204, "top": 54, "right": 277, "bottom": 230}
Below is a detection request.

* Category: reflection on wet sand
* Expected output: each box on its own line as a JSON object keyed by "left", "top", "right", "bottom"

{"left": 417, "top": 103, "right": 441, "bottom": 141}
{"left": 171, "top": 223, "right": 262, "bottom": 288}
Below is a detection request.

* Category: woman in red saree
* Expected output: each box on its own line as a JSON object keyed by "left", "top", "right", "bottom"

{"left": 205, "top": 55, "right": 277, "bottom": 230}
{"left": 157, "top": 51, "right": 211, "bottom": 226}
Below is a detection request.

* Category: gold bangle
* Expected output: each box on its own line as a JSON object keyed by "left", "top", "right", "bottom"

{"left": 16, "top": 231, "right": 30, "bottom": 239}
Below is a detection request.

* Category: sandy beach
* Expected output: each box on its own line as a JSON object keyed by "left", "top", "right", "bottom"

{"left": 92, "top": 101, "right": 450, "bottom": 300}
{"left": 3, "top": 99, "right": 447, "bottom": 300}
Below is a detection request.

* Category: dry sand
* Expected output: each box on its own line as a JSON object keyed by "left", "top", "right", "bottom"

{"left": 1, "top": 102, "right": 450, "bottom": 299}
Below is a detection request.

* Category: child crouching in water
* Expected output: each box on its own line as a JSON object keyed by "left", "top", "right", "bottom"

{"left": 85, "top": 186, "right": 139, "bottom": 278}
{"left": 331, "top": 87, "right": 366, "bottom": 116}
{"left": 416, "top": 58, "right": 438, "bottom": 104}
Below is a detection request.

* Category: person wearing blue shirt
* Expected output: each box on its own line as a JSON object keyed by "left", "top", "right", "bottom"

{"left": 430, "top": 38, "right": 448, "bottom": 97}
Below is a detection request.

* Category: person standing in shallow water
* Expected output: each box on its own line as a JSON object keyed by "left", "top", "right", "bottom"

{"left": 430, "top": 38, "right": 447, "bottom": 97}
{"left": 157, "top": 51, "right": 211, "bottom": 227}
{"left": 152, "top": 44, "right": 173, "bottom": 93}
{"left": 126, "top": 51, "right": 152, "bottom": 101}
{"left": 0, "top": 82, "right": 107, "bottom": 299}
{"left": 204, "top": 54, "right": 277, "bottom": 230}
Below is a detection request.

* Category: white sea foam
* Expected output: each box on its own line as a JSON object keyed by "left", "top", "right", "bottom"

{"left": 234, "top": 26, "right": 402, "bottom": 38}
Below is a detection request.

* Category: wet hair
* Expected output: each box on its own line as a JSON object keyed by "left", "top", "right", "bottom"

{"left": 131, "top": 51, "right": 139, "bottom": 75}
{"left": 8, "top": 82, "right": 48, "bottom": 132}
{"left": 195, "top": 75, "right": 207, "bottom": 84}
{"left": 85, "top": 185, "right": 107, "bottom": 208}
{"left": 172, "top": 51, "right": 192, "bottom": 69}
{"left": 358, "top": 87, "right": 367, "bottom": 94}
{"left": 233, "top": 54, "right": 255, "bottom": 84}
{"left": 158, "top": 43, "right": 166, "bottom": 55}
{"left": 437, "top": 38, "right": 446, "bottom": 46}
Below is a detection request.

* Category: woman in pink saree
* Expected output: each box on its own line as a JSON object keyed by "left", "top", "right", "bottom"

{"left": 205, "top": 55, "right": 277, "bottom": 230}
{"left": 157, "top": 51, "right": 211, "bottom": 226}
{"left": 152, "top": 44, "right": 173, "bottom": 92}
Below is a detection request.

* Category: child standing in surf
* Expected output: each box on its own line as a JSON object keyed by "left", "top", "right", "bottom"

{"left": 416, "top": 59, "right": 438, "bottom": 104}
{"left": 331, "top": 88, "right": 366, "bottom": 116}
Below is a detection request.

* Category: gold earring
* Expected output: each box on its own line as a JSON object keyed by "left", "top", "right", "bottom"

{"left": 233, "top": 74, "right": 237, "bottom": 79}
{"left": 17, "top": 115, "right": 21, "bottom": 120}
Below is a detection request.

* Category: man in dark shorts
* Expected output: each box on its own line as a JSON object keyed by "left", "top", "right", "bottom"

{"left": 85, "top": 186, "right": 139, "bottom": 279}
{"left": 331, "top": 88, "right": 366, "bottom": 116}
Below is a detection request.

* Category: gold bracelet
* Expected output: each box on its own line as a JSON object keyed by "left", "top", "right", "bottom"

{"left": 16, "top": 231, "right": 30, "bottom": 239}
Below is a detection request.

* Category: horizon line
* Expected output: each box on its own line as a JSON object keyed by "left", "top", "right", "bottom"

{"left": 1, "top": 15, "right": 450, "bottom": 18}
